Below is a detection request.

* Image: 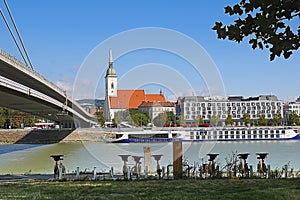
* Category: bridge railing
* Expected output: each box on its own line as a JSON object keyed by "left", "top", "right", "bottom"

{"left": 0, "top": 48, "right": 66, "bottom": 95}
{"left": 0, "top": 48, "right": 95, "bottom": 121}
{"left": 0, "top": 75, "right": 64, "bottom": 109}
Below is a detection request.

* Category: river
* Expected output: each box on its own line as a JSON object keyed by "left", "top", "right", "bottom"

{"left": 0, "top": 141, "right": 299, "bottom": 175}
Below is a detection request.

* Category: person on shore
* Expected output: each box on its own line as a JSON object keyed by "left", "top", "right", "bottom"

{"left": 54, "top": 162, "right": 59, "bottom": 178}
{"left": 59, "top": 162, "right": 66, "bottom": 176}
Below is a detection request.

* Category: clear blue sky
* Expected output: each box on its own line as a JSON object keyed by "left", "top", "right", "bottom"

{"left": 0, "top": 0, "right": 299, "bottom": 102}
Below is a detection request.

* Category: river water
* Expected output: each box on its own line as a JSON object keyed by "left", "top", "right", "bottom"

{"left": 0, "top": 141, "right": 299, "bottom": 175}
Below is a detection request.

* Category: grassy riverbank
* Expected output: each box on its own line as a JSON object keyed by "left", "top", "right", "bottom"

{"left": 0, "top": 179, "right": 300, "bottom": 199}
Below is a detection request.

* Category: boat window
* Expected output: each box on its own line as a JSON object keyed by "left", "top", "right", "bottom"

{"left": 264, "top": 130, "right": 268, "bottom": 138}
{"left": 270, "top": 130, "right": 274, "bottom": 138}
{"left": 213, "top": 131, "right": 218, "bottom": 139}
{"left": 282, "top": 130, "right": 285, "bottom": 134}
{"left": 276, "top": 130, "right": 280, "bottom": 138}
{"left": 225, "top": 131, "right": 228, "bottom": 139}
{"left": 259, "top": 130, "right": 263, "bottom": 138}
{"left": 247, "top": 130, "right": 251, "bottom": 139}
{"left": 116, "top": 134, "right": 123, "bottom": 139}
{"left": 190, "top": 132, "right": 194, "bottom": 136}
{"left": 242, "top": 130, "right": 246, "bottom": 139}
{"left": 253, "top": 130, "right": 257, "bottom": 138}
{"left": 219, "top": 132, "right": 223, "bottom": 139}
{"left": 236, "top": 131, "right": 240, "bottom": 139}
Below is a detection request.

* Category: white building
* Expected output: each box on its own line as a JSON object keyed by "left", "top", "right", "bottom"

{"left": 138, "top": 101, "right": 175, "bottom": 122}
{"left": 288, "top": 96, "right": 300, "bottom": 117}
{"left": 104, "top": 48, "right": 117, "bottom": 122}
{"left": 179, "top": 95, "right": 283, "bottom": 125}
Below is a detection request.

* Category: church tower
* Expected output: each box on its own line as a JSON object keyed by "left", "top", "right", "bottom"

{"left": 104, "top": 48, "right": 118, "bottom": 122}
{"left": 105, "top": 48, "right": 118, "bottom": 97}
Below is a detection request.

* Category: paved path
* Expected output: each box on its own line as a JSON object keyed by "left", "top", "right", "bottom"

{"left": 0, "top": 174, "right": 52, "bottom": 182}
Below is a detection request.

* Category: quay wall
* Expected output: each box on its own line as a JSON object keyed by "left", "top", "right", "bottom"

{"left": 0, "top": 128, "right": 108, "bottom": 144}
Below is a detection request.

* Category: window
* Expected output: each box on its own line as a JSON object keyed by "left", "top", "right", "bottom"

{"left": 230, "top": 131, "right": 234, "bottom": 139}
{"left": 219, "top": 132, "right": 223, "bottom": 139}
{"left": 259, "top": 130, "right": 263, "bottom": 138}
{"left": 264, "top": 130, "right": 268, "bottom": 138}
{"left": 247, "top": 130, "right": 251, "bottom": 139}
{"left": 242, "top": 130, "right": 246, "bottom": 139}
{"left": 253, "top": 130, "right": 257, "bottom": 138}
{"left": 270, "top": 130, "right": 274, "bottom": 138}
{"left": 111, "top": 82, "right": 114, "bottom": 89}
{"left": 276, "top": 130, "right": 280, "bottom": 138}
{"left": 236, "top": 131, "right": 240, "bottom": 139}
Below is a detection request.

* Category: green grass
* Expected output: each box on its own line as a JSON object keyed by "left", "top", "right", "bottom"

{"left": 0, "top": 179, "right": 300, "bottom": 200}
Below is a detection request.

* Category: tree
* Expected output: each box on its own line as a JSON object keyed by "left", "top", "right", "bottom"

{"left": 212, "top": 0, "right": 300, "bottom": 61}
{"left": 272, "top": 113, "right": 282, "bottom": 126}
{"left": 210, "top": 115, "right": 219, "bottom": 127}
{"left": 195, "top": 115, "right": 204, "bottom": 125}
{"left": 242, "top": 113, "right": 250, "bottom": 126}
{"left": 153, "top": 113, "right": 167, "bottom": 127}
{"left": 288, "top": 111, "right": 300, "bottom": 125}
{"left": 0, "top": 108, "right": 7, "bottom": 128}
{"left": 257, "top": 114, "right": 267, "bottom": 126}
{"left": 96, "top": 112, "right": 105, "bottom": 127}
{"left": 165, "top": 111, "right": 176, "bottom": 125}
{"left": 225, "top": 114, "right": 235, "bottom": 126}
{"left": 129, "top": 109, "right": 149, "bottom": 126}
{"left": 176, "top": 115, "right": 185, "bottom": 125}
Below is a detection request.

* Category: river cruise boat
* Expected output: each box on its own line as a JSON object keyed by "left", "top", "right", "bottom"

{"left": 107, "top": 127, "right": 300, "bottom": 143}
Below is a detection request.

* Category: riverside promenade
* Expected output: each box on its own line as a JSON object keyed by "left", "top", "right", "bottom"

{"left": 0, "top": 128, "right": 108, "bottom": 144}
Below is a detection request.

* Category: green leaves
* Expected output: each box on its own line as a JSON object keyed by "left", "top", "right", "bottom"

{"left": 213, "top": 0, "right": 300, "bottom": 61}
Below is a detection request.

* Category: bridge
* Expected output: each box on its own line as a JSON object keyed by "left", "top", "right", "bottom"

{"left": 0, "top": 48, "right": 97, "bottom": 128}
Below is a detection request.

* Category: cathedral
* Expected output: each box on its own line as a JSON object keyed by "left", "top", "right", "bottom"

{"left": 104, "top": 49, "right": 166, "bottom": 122}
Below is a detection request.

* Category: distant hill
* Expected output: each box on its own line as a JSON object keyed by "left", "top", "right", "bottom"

{"left": 76, "top": 99, "right": 104, "bottom": 109}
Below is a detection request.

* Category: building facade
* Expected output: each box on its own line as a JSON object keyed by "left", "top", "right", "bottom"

{"left": 138, "top": 101, "right": 175, "bottom": 123}
{"left": 104, "top": 48, "right": 117, "bottom": 122}
{"left": 104, "top": 49, "right": 166, "bottom": 122}
{"left": 287, "top": 96, "right": 300, "bottom": 117}
{"left": 180, "top": 95, "right": 283, "bottom": 125}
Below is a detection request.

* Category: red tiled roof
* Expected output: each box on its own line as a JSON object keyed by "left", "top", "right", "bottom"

{"left": 145, "top": 94, "right": 166, "bottom": 102}
{"left": 139, "top": 101, "right": 175, "bottom": 108}
{"left": 109, "top": 90, "right": 166, "bottom": 109}
{"left": 109, "top": 90, "right": 144, "bottom": 109}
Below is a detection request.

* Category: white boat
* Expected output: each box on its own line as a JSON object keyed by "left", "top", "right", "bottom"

{"left": 107, "top": 127, "right": 300, "bottom": 143}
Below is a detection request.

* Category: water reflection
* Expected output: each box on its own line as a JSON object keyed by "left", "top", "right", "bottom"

{"left": 0, "top": 141, "right": 299, "bottom": 175}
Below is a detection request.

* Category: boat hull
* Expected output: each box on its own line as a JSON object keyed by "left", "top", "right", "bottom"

{"left": 113, "top": 134, "right": 300, "bottom": 143}
{"left": 109, "top": 127, "right": 300, "bottom": 143}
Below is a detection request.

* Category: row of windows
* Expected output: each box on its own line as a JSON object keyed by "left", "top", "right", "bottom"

{"left": 186, "top": 110, "right": 280, "bottom": 116}
{"left": 190, "top": 129, "right": 284, "bottom": 140}
{"left": 185, "top": 106, "right": 281, "bottom": 112}
{"left": 185, "top": 101, "right": 281, "bottom": 107}
{"left": 185, "top": 113, "right": 274, "bottom": 120}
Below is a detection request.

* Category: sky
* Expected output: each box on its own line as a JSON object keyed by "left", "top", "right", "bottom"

{"left": 0, "top": 0, "right": 299, "bottom": 102}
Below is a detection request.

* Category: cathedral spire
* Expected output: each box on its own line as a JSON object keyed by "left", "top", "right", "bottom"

{"left": 106, "top": 48, "right": 116, "bottom": 77}
{"left": 109, "top": 48, "right": 113, "bottom": 64}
